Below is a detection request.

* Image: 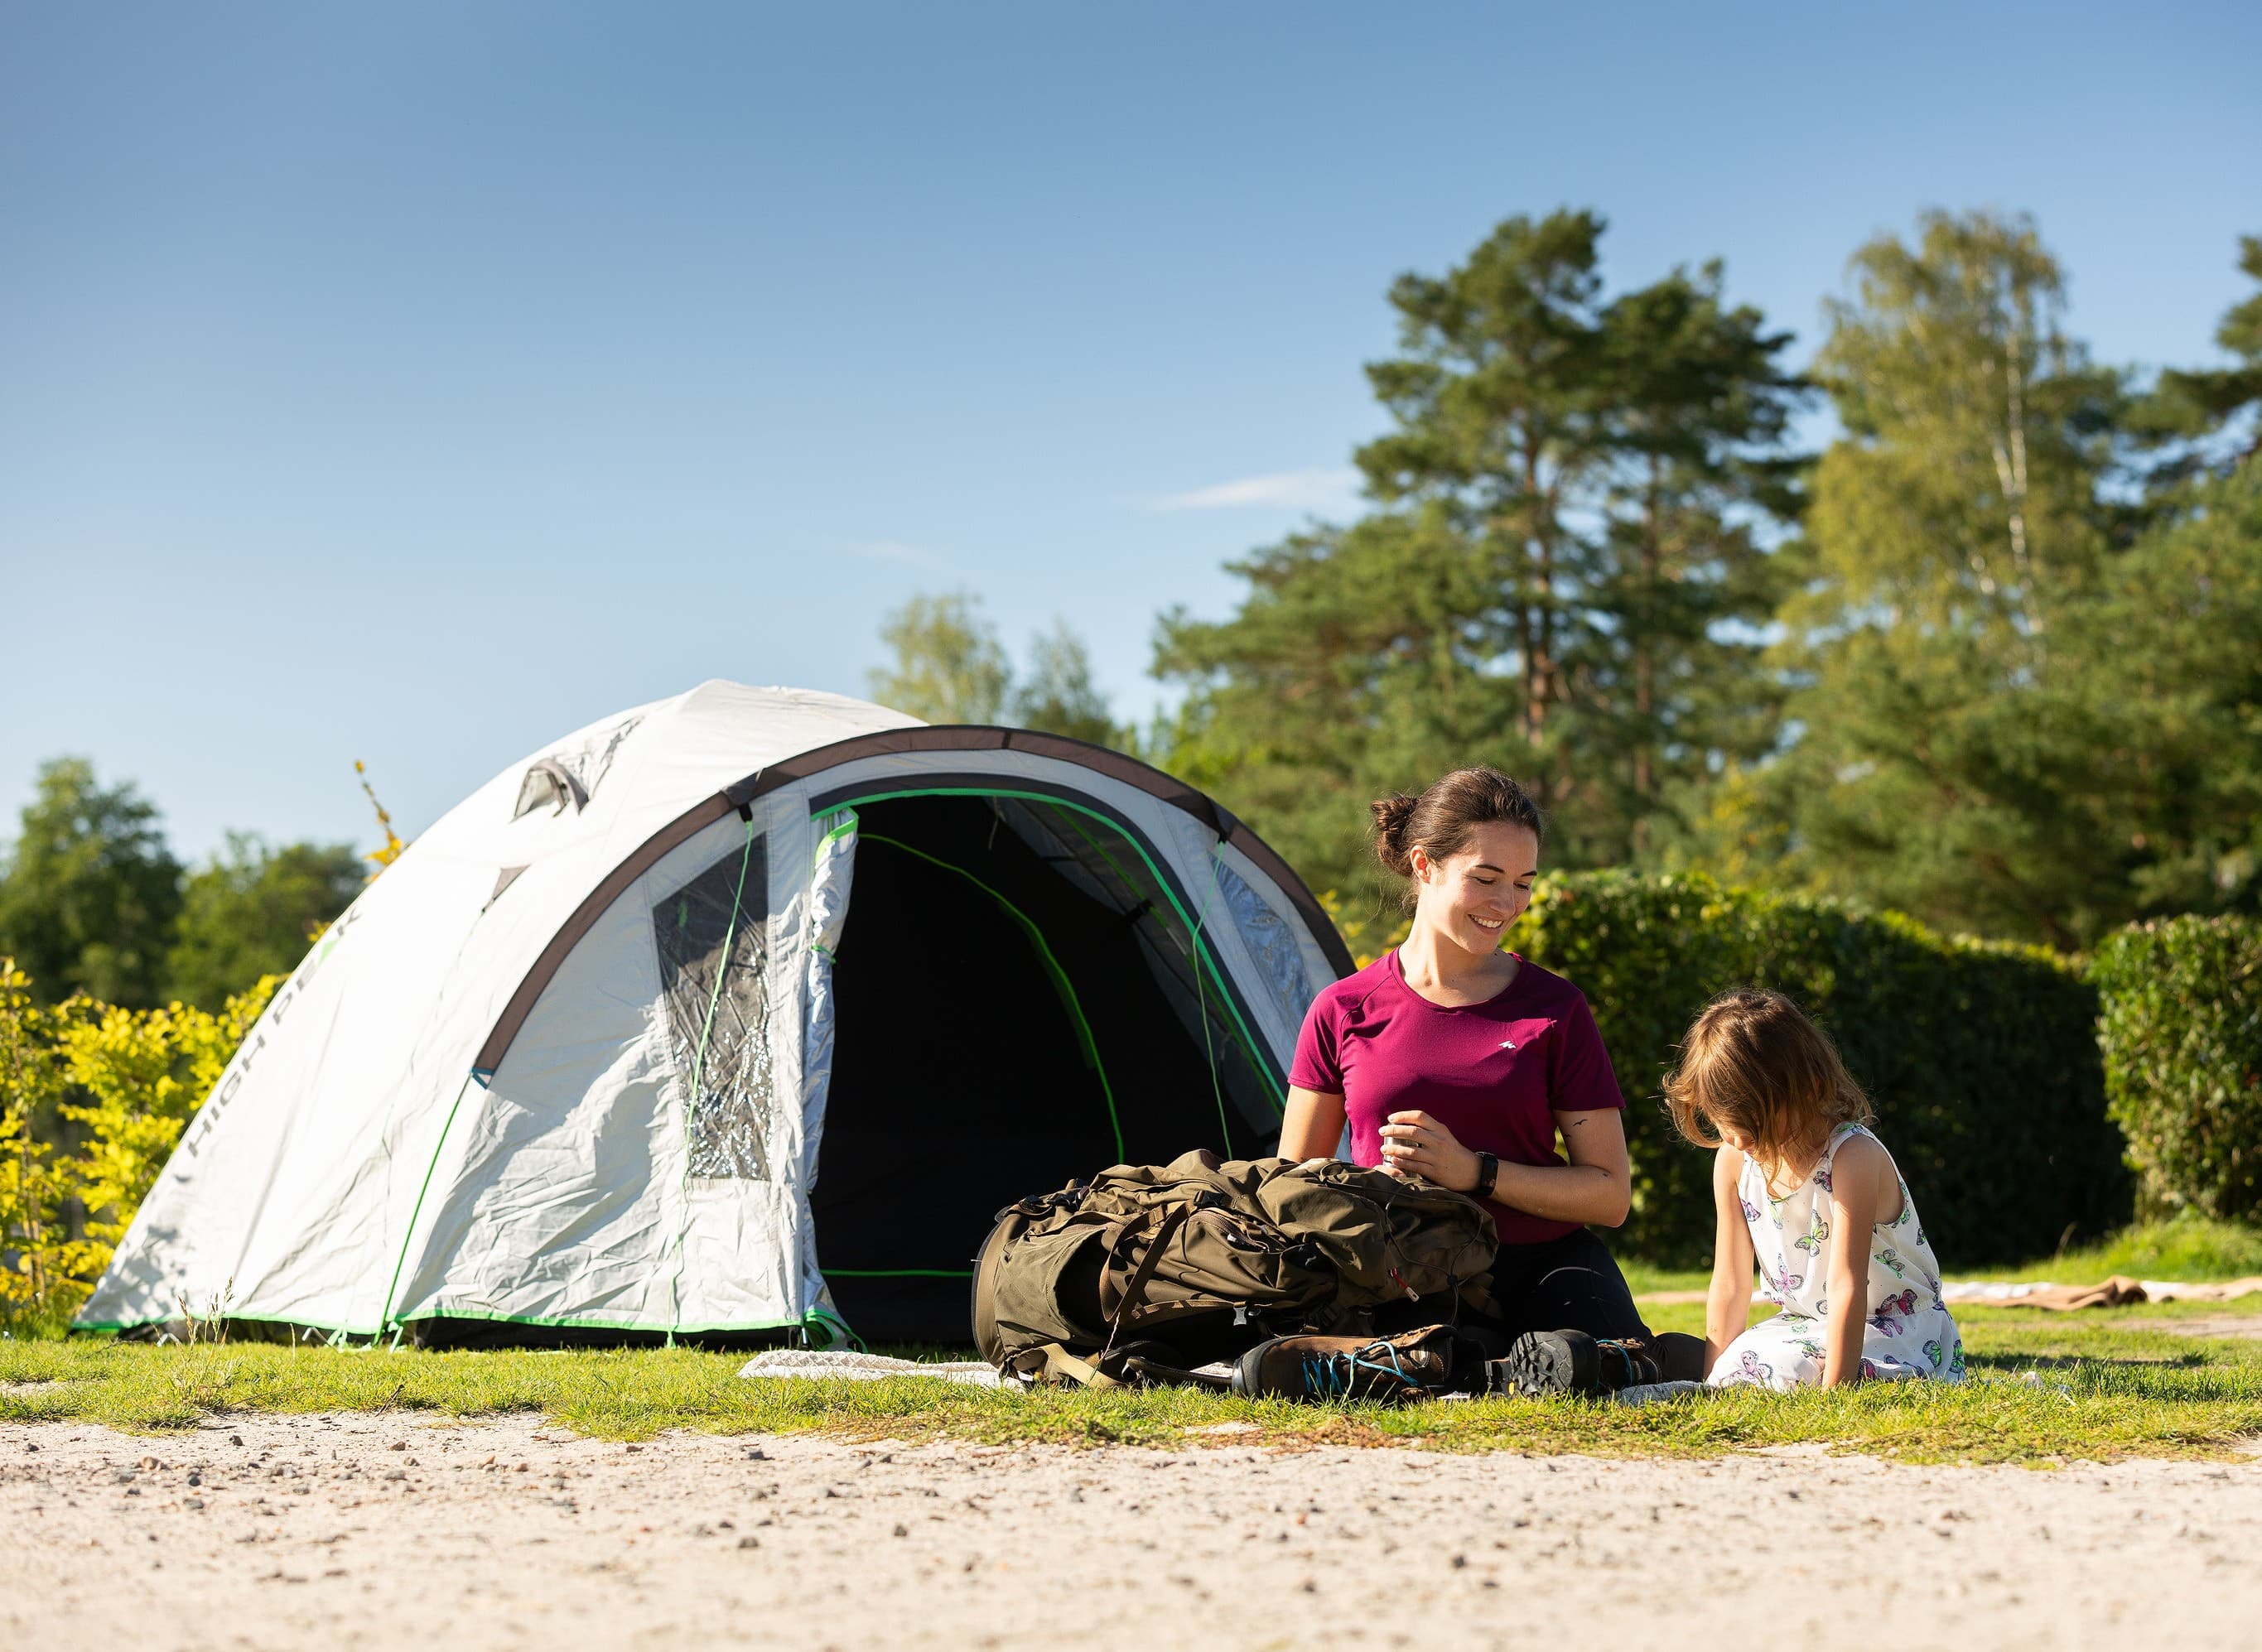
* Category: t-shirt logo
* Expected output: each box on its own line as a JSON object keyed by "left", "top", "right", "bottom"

{"left": 1498, "top": 1038, "right": 1517, "bottom": 1049}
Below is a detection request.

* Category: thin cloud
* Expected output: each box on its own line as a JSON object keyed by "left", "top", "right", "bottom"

{"left": 1148, "top": 467, "right": 1362, "bottom": 513}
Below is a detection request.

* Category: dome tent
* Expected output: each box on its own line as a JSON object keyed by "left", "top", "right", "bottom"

{"left": 78, "top": 682, "right": 1350, "bottom": 1346}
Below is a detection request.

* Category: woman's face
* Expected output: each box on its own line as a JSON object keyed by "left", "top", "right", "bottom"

{"left": 1411, "top": 821, "right": 1540, "bottom": 956}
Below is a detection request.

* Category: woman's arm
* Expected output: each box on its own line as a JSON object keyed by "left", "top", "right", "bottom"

{"left": 1375, "top": 1107, "right": 1631, "bottom": 1227}
{"left": 1821, "top": 1134, "right": 1884, "bottom": 1388}
{"left": 1705, "top": 1145, "right": 1755, "bottom": 1375}
{"left": 1277, "top": 1086, "right": 1348, "bottom": 1161}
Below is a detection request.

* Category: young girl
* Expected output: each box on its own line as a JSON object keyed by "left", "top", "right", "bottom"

{"left": 1665, "top": 990, "right": 1964, "bottom": 1391}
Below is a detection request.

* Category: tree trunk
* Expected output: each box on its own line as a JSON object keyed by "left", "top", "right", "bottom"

{"left": 1519, "top": 444, "right": 1549, "bottom": 750}
{"left": 1633, "top": 456, "right": 1661, "bottom": 805}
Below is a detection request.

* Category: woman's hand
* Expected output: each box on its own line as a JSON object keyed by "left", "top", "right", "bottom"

{"left": 1377, "top": 1110, "right": 1480, "bottom": 1192}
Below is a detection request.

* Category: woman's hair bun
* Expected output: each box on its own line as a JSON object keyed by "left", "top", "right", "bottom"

{"left": 1369, "top": 792, "right": 1420, "bottom": 875}
{"left": 1370, "top": 767, "right": 1543, "bottom": 904}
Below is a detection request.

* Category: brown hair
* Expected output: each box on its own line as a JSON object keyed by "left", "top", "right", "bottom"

{"left": 1664, "top": 990, "right": 1873, "bottom": 1162}
{"left": 1371, "top": 767, "right": 1544, "bottom": 909}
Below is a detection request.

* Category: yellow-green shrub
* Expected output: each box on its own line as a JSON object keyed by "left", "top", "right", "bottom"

{"left": 0, "top": 964, "right": 92, "bottom": 1316}
{"left": 0, "top": 958, "right": 275, "bottom": 1322}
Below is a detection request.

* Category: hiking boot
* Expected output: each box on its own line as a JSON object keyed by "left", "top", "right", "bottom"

{"left": 1231, "top": 1325, "right": 1469, "bottom": 1403}
{"left": 1488, "top": 1330, "right": 1674, "bottom": 1399}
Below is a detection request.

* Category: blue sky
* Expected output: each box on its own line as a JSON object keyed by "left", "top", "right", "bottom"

{"left": 5, "top": 3, "right": 2257, "bottom": 860}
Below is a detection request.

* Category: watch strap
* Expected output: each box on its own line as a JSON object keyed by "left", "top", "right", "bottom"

{"left": 1472, "top": 1151, "right": 1499, "bottom": 1200}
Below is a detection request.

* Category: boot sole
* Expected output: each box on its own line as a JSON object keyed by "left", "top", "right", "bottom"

{"left": 1490, "top": 1331, "right": 1599, "bottom": 1397}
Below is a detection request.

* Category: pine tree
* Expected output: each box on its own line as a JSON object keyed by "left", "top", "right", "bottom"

{"left": 1156, "top": 211, "right": 1803, "bottom": 892}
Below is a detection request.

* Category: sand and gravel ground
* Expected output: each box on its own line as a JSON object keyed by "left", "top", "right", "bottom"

{"left": 6, "top": 1413, "right": 2260, "bottom": 1650}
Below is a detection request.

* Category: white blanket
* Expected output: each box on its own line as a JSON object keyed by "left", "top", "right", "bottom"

{"left": 738, "top": 1349, "right": 1006, "bottom": 1388}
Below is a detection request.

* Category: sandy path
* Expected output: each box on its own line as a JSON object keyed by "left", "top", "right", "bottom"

{"left": 5, "top": 1414, "right": 2260, "bottom": 1650}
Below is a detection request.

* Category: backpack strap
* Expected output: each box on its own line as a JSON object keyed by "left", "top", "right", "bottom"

{"left": 1008, "top": 1343, "right": 1125, "bottom": 1390}
{"left": 1098, "top": 1202, "right": 1191, "bottom": 1361}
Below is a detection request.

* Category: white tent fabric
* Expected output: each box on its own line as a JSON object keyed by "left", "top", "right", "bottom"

{"left": 79, "top": 682, "right": 1343, "bottom": 1343}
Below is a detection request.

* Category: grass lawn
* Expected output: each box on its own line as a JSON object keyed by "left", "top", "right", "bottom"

{"left": 10, "top": 1220, "right": 2257, "bottom": 1465}
{"left": 4, "top": 1293, "right": 2259, "bottom": 1465}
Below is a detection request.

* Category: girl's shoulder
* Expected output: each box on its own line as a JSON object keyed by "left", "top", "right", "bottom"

{"left": 1714, "top": 1141, "right": 1748, "bottom": 1186}
{"left": 1822, "top": 1125, "right": 1900, "bottom": 1202}
{"left": 1827, "top": 1122, "right": 1893, "bottom": 1162}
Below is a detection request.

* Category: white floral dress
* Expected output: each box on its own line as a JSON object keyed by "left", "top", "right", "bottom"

{"left": 1707, "top": 1124, "right": 1965, "bottom": 1392}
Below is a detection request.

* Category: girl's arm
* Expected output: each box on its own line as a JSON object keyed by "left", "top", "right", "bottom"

{"left": 1705, "top": 1145, "right": 1754, "bottom": 1375}
{"left": 1377, "top": 1108, "right": 1630, "bottom": 1226}
{"left": 1821, "top": 1134, "right": 1885, "bottom": 1388}
{"left": 1277, "top": 1086, "right": 1348, "bottom": 1161}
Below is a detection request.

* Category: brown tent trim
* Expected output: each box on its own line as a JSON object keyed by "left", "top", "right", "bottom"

{"left": 471, "top": 725, "right": 1351, "bottom": 1076}
{"left": 473, "top": 791, "right": 739, "bottom": 1075}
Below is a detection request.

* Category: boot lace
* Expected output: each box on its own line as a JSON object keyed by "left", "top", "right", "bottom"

{"left": 1300, "top": 1338, "right": 1418, "bottom": 1399}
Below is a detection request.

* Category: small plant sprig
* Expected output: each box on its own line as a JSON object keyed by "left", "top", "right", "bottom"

{"left": 354, "top": 760, "right": 408, "bottom": 871}
{"left": 171, "top": 1277, "right": 235, "bottom": 1346}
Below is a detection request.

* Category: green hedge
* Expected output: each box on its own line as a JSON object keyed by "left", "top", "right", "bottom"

{"left": 1519, "top": 871, "right": 2127, "bottom": 1268}
{"left": 2091, "top": 916, "right": 2262, "bottom": 1222}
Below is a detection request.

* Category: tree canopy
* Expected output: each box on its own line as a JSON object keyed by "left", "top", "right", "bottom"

{"left": 0, "top": 759, "right": 363, "bottom": 1009}
{"left": 870, "top": 592, "right": 1121, "bottom": 746}
{"left": 1148, "top": 210, "right": 2261, "bottom": 947}
{"left": 1155, "top": 210, "right": 1806, "bottom": 897}
{"left": 165, "top": 834, "right": 368, "bottom": 1010}
{"left": 0, "top": 760, "right": 183, "bottom": 1007}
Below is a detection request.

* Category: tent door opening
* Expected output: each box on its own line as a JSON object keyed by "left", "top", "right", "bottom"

{"left": 809, "top": 792, "right": 1281, "bottom": 1343}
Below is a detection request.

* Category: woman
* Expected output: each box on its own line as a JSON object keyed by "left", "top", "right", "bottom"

{"left": 1280, "top": 766, "right": 1689, "bottom": 1391}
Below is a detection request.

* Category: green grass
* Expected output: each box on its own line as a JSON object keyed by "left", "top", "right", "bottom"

{"left": 1980, "top": 1215, "right": 2262, "bottom": 1284}
{"left": 1618, "top": 1260, "right": 1713, "bottom": 1295}
{"left": 7, "top": 1294, "right": 2261, "bottom": 1465}
{"left": 11, "top": 1221, "right": 2257, "bottom": 1464}
{"left": 1619, "top": 1216, "right": 2262, "bottom": 1297}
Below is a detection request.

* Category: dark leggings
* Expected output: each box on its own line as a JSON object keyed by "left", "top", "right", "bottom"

{"left": 1377, "top": 1226, "right": 1649, "bottom": 1357}
{"left": 1473, "top": 1227, "right": 1650, "bottom": 1350}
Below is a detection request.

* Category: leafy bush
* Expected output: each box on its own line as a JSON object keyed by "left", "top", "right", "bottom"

{"left": 1989, "top": 1213, "right": 2262, "bottom": 1284}
{"left": 1517, "top": 872, "right": 2127, "bottom": 1267}
{"left": 0, "top": 958, "right": 275, "bottom": 1325}
{"left": 0, "top": 964, "right": 89, "bottom": 1318}
{"left": 2091, "top": 916, "right": 2262, "bottom": 1222}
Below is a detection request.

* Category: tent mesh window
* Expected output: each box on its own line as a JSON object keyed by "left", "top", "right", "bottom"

{"left": 1212, "top": 853, "right": 1317, "bottom": 1028}
{"left": 652, "top": 835, "right": 773, "bottom": 1178}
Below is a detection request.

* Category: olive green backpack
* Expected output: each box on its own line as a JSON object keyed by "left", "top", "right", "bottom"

{"left": 971, "top": 1149, "right": 1498, "bottom": 1388}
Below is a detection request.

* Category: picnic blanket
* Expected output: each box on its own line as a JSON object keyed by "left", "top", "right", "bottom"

{"left": 1940, "top": 1275, "right": 2262, "bottom": 1310}
{"left": 738, "top": 1350, "right": 1006, "bottom": 1388}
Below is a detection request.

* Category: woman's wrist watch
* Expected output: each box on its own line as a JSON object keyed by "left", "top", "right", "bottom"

{"left": 1469, "top": 1151, "right": 1498, "bottom": 1200}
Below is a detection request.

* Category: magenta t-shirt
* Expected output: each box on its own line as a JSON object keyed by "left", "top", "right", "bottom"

{"left": 1289, "top": 951, "right": 1625, "bottom": 1245}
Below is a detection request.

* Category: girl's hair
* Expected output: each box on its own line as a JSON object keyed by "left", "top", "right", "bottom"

{"left": 1664, "top": 990, "right": 1873, "bottom": 1160}
{"left": 1370, "top": 768, "right": 1543, "bottom": 908}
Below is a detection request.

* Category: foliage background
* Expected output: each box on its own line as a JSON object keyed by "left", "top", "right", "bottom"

{"left": 1518, "top": 872, "right": 2126, "bottom": 1267}
{"left": 5, "top": 208, "right": 2258, "bottom": 1313}
{"left": 2092, "top": 916, "right": 2262, "bottom": 1224}
{"left": 1, "top": 962, "right": 277, "bottom": 1323}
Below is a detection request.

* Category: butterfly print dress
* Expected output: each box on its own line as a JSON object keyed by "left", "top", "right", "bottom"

{"left": 1707, "top": 1124, "right": 1964, "bottom": 1391}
